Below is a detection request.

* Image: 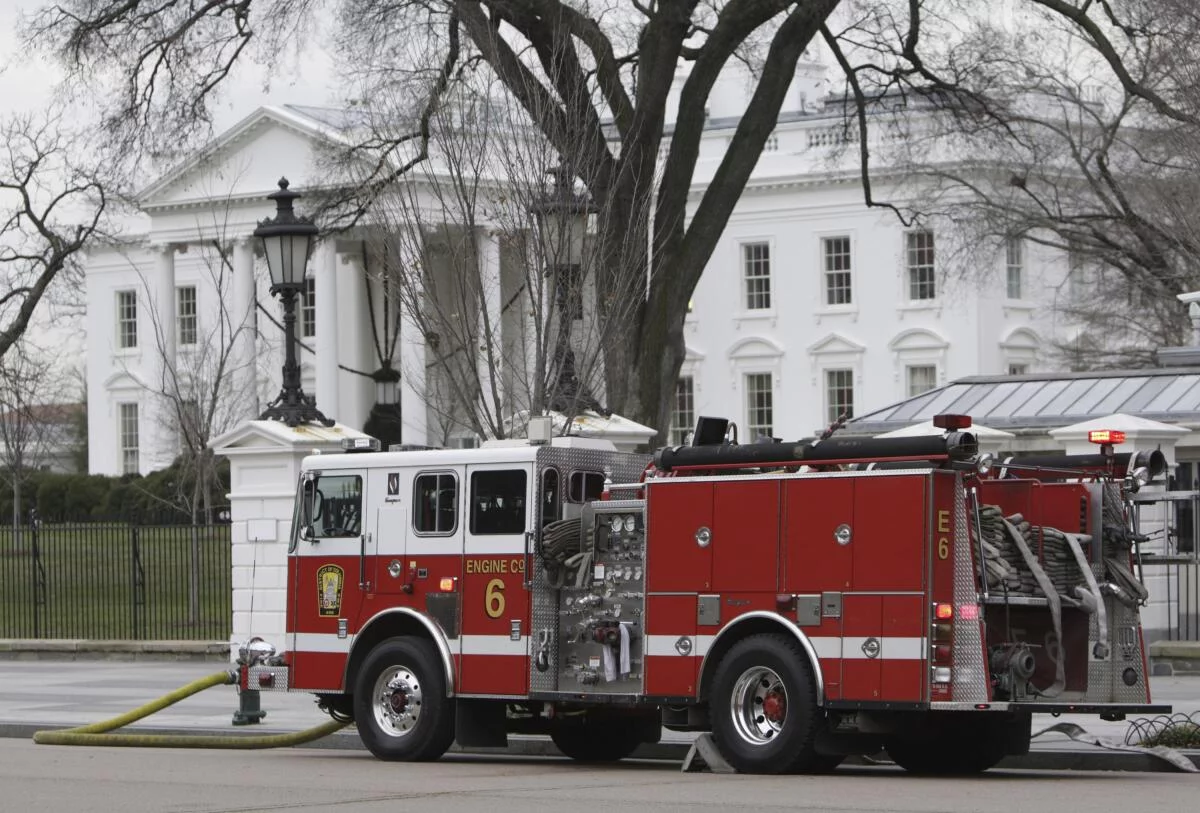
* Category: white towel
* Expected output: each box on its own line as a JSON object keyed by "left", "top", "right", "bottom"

{"left": 619, "top": 622, "right": 632, "bottom": 677}
{"left": 602, "top": 645, "right": 617, "bottom": 682}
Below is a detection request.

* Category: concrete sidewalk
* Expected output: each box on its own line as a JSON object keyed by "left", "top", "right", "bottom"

{"left": 1, "top": 658, "right": 1197, "bottom": 772}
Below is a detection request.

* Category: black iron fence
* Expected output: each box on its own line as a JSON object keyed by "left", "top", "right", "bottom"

{"left": 0, "top": 514, "right": 231, "bottom": 640}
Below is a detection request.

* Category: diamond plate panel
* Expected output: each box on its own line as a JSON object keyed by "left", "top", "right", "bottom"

{"left": 1102, "top": 482, "right": 1148, "bottom": 702}
{"left": 528, "top": 447, "right": 650, "bottom": 695}
{"left": 952, "top": 476, "right": 989, "bottom": 703}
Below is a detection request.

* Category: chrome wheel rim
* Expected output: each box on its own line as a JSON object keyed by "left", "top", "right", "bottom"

{"left": 730, "top": 666, "right": 787, "bottom": 746}
{"left": 372, "top": 664, "right": 423, "bottom": 738}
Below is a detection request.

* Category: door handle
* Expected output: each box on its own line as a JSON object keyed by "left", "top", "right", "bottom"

{"left": 359, "top": 532, "right": 372, "bottom": 590}
{"left": 523, "top": 531, "right": 533, "bottom": 590}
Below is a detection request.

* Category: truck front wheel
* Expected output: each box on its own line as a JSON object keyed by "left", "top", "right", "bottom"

{"left": 710, "top": 633, "right": 825, "bottom": 774}
{"left": 354, "top": 637, "right": 455, "bottom": 761}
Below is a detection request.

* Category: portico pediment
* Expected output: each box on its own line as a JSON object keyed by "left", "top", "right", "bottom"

{"left": 137, "top": 106, "right": 346, "bottom": 211}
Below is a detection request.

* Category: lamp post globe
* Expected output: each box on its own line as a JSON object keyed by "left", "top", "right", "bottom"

{"left": 255, "top": 178, "right": 334, "bottom": 428}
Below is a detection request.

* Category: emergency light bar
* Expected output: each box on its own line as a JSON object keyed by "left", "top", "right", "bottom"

{"left": 933, "top": 414, "right": 972, "bottom": 431}
{"left": 342, "top": 437, "right": 382, "bottom": 453}
{"left": 1087, "top": 430, "right": 1126, "bottom": 445}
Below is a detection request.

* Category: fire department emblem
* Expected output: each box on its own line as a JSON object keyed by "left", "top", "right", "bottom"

{"left": 387, "top": 472, "right": 400, "bottom": 497}
{"left": 317, "top": 565, "right": 344, "bottom": 617}
{"left": 861, "top": 637, "right": 881, "bottom": 659}
{"left": 674, "top": 636, "right": 693, "bottom": 656}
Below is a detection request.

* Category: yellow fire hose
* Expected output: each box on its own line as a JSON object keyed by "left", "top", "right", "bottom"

{"left": 33, "top": 670, "right": 350, "bottom": 748}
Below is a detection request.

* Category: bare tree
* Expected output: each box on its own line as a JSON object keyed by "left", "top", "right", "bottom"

{"left": 821, "top": 1, "right": 1200, "bottom": 368}
{"left": 328, "top": 76, "right": 651, "bottom": 444}
{"left": 0, "top": 341, "right": 74, "bottom": 549}
{"left": 29, "top": 0, "right": 1200, "bottom": 438}
{"left": 0, "top": 111, "right": 108, "bottom": 364}
{"left": 113, "top": 223, "right": 259, "bottom": 524}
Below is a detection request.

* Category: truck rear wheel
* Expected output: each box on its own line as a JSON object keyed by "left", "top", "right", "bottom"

{"left": 549, "top": 712, "right": 650, "bottom": 762}
{"left": 710, "top": 633, "right": 823, "bottom": 774}
{"left": 354, "top": 637, "right": 455, "bottom": 761}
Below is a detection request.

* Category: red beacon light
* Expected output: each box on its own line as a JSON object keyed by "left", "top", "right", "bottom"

{"left": 933, "top": 414, "right": 972, "bottom": 431}
{"left": 1088, "top": 429, "right": 1126, "bottom": 445}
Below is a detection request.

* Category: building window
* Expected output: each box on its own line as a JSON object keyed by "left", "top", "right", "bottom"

{"left": 1006, "top": 237, "right": 1023, "bottom": 300}
{"left": 670, "top": 377, "right": 695, "bottom": 445}
{"left": 301, "top": 277, "right": 316, "bottom": 338}
{"left": 745, "top": 373, "right": 773, "bottom": 439}
{"left": 823, "top": 236, "right": 852, "bottom": 305}
{"left": 1008, "top": 363, "right": 1029, "bottom": 376}
{"left": 177, "top": 286, "right": 197, "bottom": 346}
{"left": 906, "top": 230, "right": 936, "bottom": 300}
{"left": 117, "top": 291, "right": 137, "bottom": 349}
{"left": 119, "top": 403, "right": 139, "bottom": 474}
{"left": 742, "top": 242, "right": 771, "bottom": 310}
{"left": 764, "top": 132, "right": 779, "bottom": 152}
{"left": 825, "top": 368, "right": 855, "bottom": 425}
{"left": 906, "top": 365, "right": 937, "bottom": 397}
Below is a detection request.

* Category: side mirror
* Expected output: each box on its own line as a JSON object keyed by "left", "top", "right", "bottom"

{"left": 300, "top": 476, "right": 317, "bottom": 541}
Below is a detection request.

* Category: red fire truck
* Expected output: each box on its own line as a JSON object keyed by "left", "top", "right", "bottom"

{"left": 239, "top": 414, "right": 1170, "bottom": 774}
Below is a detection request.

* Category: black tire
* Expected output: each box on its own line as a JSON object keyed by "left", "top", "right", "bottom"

{"left": 806, "top": 754, "right": 844, "bottom": 774}
{"left": 353, "top": 637, "right": 455, "bottom": 761}
{"left": 549, "top": 712, "right": 651, "bottom": 762}
{"left": 709, "top": 633, "right": 824, "bottom": 774}
{"left": 886, "top": 720, "right": 1007, "bottom": 775}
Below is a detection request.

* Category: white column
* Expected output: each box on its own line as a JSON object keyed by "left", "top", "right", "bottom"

{"left": 476, "top": 228, "right": 503, "bottom": 435}
{"left": 314, "top": 240, "right": 340, "bottom": 421}
{"left": 338, "top": 245, "right": 373, "bottom": 430}
{"left": 232, "top": 237, "right": 259, "bottom": 416}
{"left": 150, "top": 243, "right": 178, "bottom": 469}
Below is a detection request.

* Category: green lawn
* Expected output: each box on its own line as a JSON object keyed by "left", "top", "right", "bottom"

{"left": 0, "top": 522, "right": 231, "bottom": 640}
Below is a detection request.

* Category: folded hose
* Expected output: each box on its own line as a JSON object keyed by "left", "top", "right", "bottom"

{"left": 33, "top": 669, "right": 350, "bottom": 748}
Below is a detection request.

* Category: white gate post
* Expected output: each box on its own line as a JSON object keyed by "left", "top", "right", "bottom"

{"left": 211, "top": 420, "right": 372, "bottom": 661}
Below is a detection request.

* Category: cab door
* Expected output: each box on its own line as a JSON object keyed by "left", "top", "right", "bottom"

{"left": 457, "top": 462, "right": 534, "bottom": 696}
{"left": 288, "top": 469, "right": 367, "bottom": 691}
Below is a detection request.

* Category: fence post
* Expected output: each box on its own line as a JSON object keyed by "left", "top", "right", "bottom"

{"left": 30, "top": 508, "right": 43, "bottom": 639}
{"left": 130, "top": 525, "right": 146, "bottom": 640}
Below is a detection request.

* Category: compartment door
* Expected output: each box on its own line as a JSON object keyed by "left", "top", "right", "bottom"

{"left": 458, "top": 463, "right": 533, "bottom": 696}
{"left": 782, "top": 477, "right": 854, "bottom": 701}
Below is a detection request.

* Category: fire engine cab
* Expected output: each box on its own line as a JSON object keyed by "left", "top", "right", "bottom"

{"left": 240, "top": 414, "right": 1171, "bottom": 774}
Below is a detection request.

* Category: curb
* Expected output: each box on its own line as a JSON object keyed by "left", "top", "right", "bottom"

{"left": 0, "top": 641, "right": 229, "bottom": 663}
{"left": 3, "top": 722, "right": 1196, "bottom": 772}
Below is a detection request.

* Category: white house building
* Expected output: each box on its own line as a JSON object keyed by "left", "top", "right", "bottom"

{"left": 84, "top": 61, "right": 1078, "bottom": 475}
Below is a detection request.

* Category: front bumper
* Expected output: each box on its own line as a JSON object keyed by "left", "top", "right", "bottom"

{"left": 241, "top": 663, "right": 291, "bottom": 693}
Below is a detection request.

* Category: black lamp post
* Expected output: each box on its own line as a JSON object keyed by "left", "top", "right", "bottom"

{"left": 528, "top": 166, "right": 601, "bottom": 415}
{"left": 363, "top": 363, "right": 403, "bottom": 448}
{"left": 255, "top": 178, "right": 334, "bottom": 427}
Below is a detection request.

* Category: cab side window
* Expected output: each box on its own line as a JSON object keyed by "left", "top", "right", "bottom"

{"left": 471, "top": 470, "right": 527, "bottom": 535}
{"left": 568, "top": 471, "right": 605, "bottom": 503}
{"left": 311, "top": 474, "right": 362, "bottom": 538}
{"left": 414, "top": 472, "right": 457, "bottom": 535}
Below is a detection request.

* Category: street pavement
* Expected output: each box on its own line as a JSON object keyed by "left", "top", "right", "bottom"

{"left": 0, "top": 659, "right": 1197, "bottom": 769}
